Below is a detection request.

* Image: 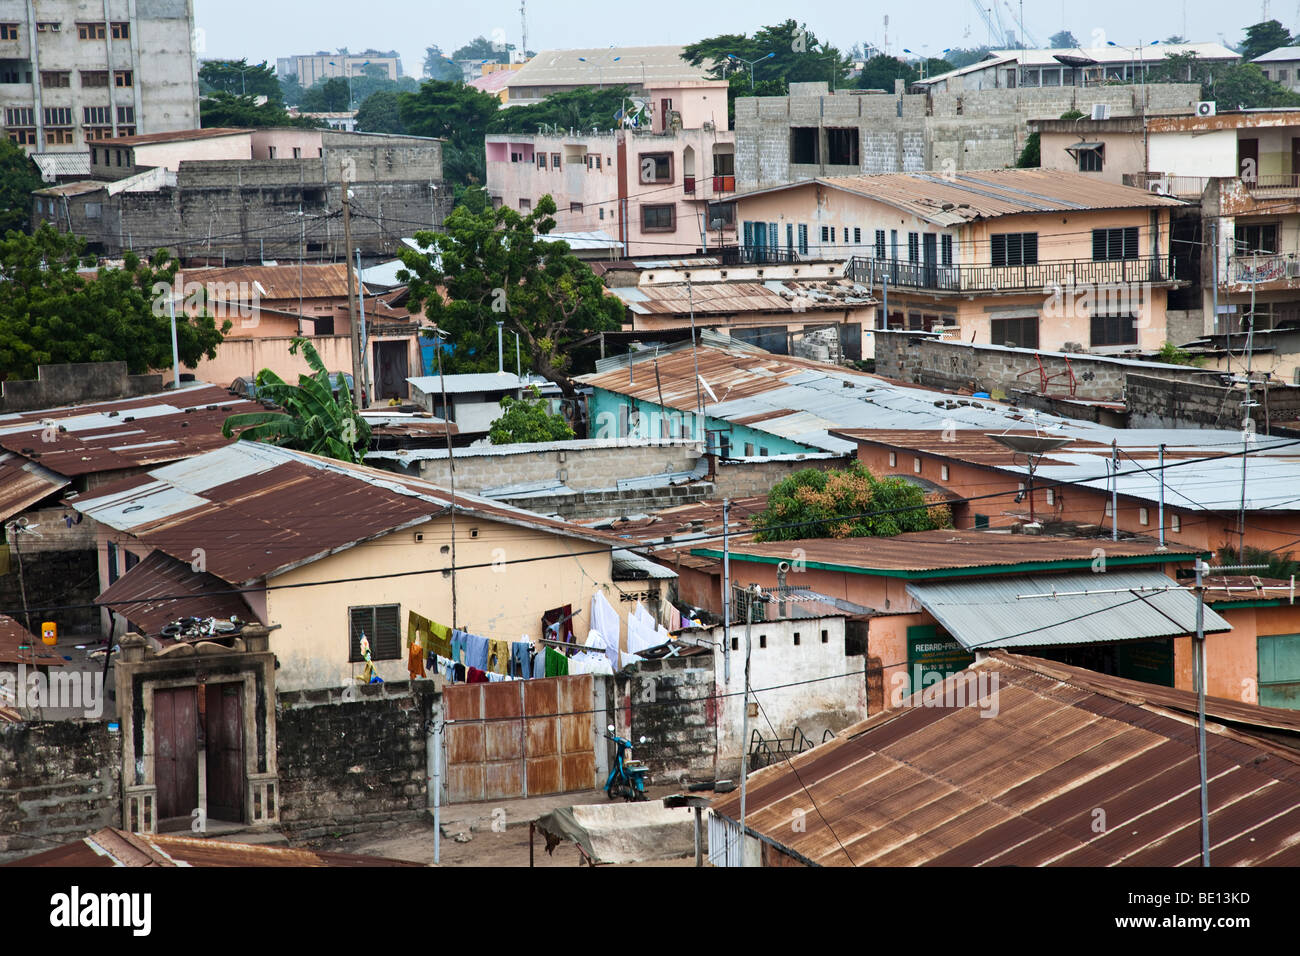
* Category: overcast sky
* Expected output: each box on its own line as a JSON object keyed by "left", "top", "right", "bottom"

{"left": 192, "top": 1, "right": 1275, "bottom": 75}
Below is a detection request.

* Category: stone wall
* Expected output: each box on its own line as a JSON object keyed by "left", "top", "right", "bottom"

{"left": 873, "top": 329, "right": 1218, "bottom": 402}
{"left": 496, "top": 482, "right": 715, "bottom": 520}
{"left": 0, "top": 720, "right": 122, "bottom": 863}
{"left": 0, "top": 363, "right": 163, "bottom": 413}
{"left": 275, "top": 680, "right": 439, "bottom": 840}
{"left": 616, "top": 653, "right": 717, "bottom": 786}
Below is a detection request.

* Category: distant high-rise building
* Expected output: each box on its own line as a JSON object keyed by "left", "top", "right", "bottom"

{"left": 275, "top": 51, "right": 402, "bottom": 88}
{"left": 0, "top": 0, "right": 199, "bottom": 158}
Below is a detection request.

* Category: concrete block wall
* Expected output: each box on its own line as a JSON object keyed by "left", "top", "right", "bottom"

{"left": 0, "top": 363, "right": 163, "bottom": 413}
{"left": 275, "top": 680, "right": 439, "bottom": 840}
{"left": 0, "top": 549, "right": 101, "bottom": 636}
{"left": 497, "top": 482, "right": 715, "bottom": 521}
{"left": 6, "top": 508, "right": 98, "bottom": 554}
{"left": 0, "top": 720, "right": 122, "bottom": 863}
{"left": 713, "top": 456, "right": 850, "bottom": 500}
{"left": 616, "top": 654, "right": 717, "bottom": 785}
{"left": 1127, "top": 374, "right": 1300, "bottom": 430}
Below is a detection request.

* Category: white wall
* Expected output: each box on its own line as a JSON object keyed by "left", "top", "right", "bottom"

{"left": 1148, "top": 129, "right": 1237, "bottom": 177}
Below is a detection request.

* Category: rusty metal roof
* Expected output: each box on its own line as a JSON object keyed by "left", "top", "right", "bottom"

{"left": 0, "top": 384, "right": 263, "bottom": 478}
{"left": 711, "top": 652, "right": 1300, "bottom": 866}
{"left": 94, "top": 550, "right": 257, "bottom": 637}
{"left": 69, "top": 441, "right": 628, "bottom": 587}
{"left": 693, "top": 530, "right": 1201, "bottom": 576}
{"left": 0, "top": 614, "right": 66, "bottom": 667}
{"left": 583, "top": 495, "right": 768, "bottom": 546}
{"left": 86, "top": 128, "right": 247, "bottom": 147}
{"left": 174, "top": 264, "right": 351, "bottom": 303}
{"left": 0, "top": 452, "right": 70, "bottom": 522}
{"left": 4, "top": 827, "right": 425, "bottom": 867}
{"left": 614, "top": 278, "right": 874, "bottom": 317}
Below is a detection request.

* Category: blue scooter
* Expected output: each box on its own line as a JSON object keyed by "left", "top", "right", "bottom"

{"left": 604, "top": 724, "right": 650, "bottom": 801}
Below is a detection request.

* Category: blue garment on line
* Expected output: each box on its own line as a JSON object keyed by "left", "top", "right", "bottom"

{"left": 449, "top": 630, "right": 467, "bottom": 666}
{"left": 464, "top": 633, "right": 489, "bottom": 671}
{"left": 510, "top": 642, "right": 533, "bottom": 679}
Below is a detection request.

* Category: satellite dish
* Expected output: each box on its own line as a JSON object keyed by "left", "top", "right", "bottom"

{"left": 985, "top": 434, "right": 1073, "bottom": 455}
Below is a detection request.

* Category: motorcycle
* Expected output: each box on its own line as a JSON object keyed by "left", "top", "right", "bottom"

{"left": 604, "top": 724, "right": 649, "bottom": 802}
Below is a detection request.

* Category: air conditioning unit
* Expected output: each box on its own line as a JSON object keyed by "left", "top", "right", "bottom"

{"left": 1196, "top": 100, "right": 1216, "bottom": 116}
{"left": 1288, "top": 259, "right": 1300, "bottom": 278}
{"left": 1090, "top": 103, "right": 1111, "bottom": 121}
{"left": 1149, "top": 180, "right": 1170, "bottom": 195}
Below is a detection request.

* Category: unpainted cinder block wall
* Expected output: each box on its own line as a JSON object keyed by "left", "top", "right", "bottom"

{"left": 1127, "top": 374, "right": 1300, "bottom": 430}
{"left": 616, "top": 654, "right": 717, "bottom": 786}
{"left": 0, "top": 721, "right": 122, "bottom": 863}
{"left": 275, "top": 680, "right": 439, "bottom": 841}
{"left": 712, "top": 456, "right": 851, "bottom": 500}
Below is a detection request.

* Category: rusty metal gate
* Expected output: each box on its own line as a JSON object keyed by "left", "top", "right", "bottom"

{"left": 444, "top": 675, "right": 596, "bottom": 804}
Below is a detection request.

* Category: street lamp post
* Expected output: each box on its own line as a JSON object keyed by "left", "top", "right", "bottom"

{"left": 1107, "top": 40, "right": 1158, "bottom": 97}
{"left": 577, "top": 54, "right": 621, "bottom": 89}
{"left": 727, "top": 52, "right": 775, "bottom": 92}
{"left": 903, "top": 47, "right": 951, "bottom": 82}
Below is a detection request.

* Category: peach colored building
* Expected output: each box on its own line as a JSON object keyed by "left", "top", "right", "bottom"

{"left": 733, "top": 168, "right": 1186, "bottom": 354}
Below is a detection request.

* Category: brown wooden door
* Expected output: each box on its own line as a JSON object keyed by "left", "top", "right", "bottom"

{"left": 205, "top": 683, "right": 245, "bottom": 823}
{"left": 1239, "top": 137, "right": 1259, "bottom": 183}
{"left": 1291, "top": 137, "right": 1300, "bottom": 186}
{"left": 154, "top": 687, "right": 198, "bottom": 827}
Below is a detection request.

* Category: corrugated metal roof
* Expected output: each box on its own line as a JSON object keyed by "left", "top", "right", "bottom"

{"left": 710, "top": 651, "right": 1300, "bottom": 866}
{"left": 30, "top": 151, "right": 91, "bottom": 181}
{"left": 175, "top": 264, "right": 351, "bottom": 302}
{"left": 907, "top": 569, "right": 1230, "bottom": 650}
{"left": 695, "top": 530, "right": 1201, "bottom": 575}
{"left": 505, "top": 46, "right": 717, "bottom": 90}
{"left": 0, "top": 614, "right": 66, "bottom": 667}
{"left": 407, "top": 372, "right": 525, "bottom": 395}
{"left": 0, "top": 452, "right": 70, "bottom": 522}
{"left": 614, "top": 279, "right": 873, "bottom": 317}
{"left": 94, "top": 550, "right": 257, "bottom": 637}
{"left": 368, "top": 437, "right": 702, "bottom": 464}
{"left": 612, "top": 548, "right": 678, "bottom": 580}
{"left": 86, "top": 128, "right": 246, "bottom": 147}
{"left": 68, "top": 442, "right": 627, "bottom": 586}
{"left": 0, "top": 384, "right": 264, "bottom": 478}
{"left": 4, "top": 827, "right": 424, "bottom": 867}
{"left": 33, "top": 180, "right": 104, "bottom": 198}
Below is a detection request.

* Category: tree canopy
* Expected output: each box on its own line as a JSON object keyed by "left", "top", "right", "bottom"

{"left": 397, "top": 81, "right": 500, "bottom": 185}
{"left": 199, "top": 59, "right": 282, "bottom": 100}
{"left": 355, "top": 90, "right": 406, "bottom": 133}
{"left": 0, "top": 226, "right": 230, "bottom": 381}
{"left": 489, "top": 386, "right": 575, "bottom": 444}
{"left": 221, "top": 338, "right": 370, "bottom": 463}
{"left": 1240, "top": 19, "right": 1293, "bottom": 62}
{"left": 0, "top": 139, "right": 43, "bottom": 234}
{"left": 1141, "top": 53, "right": 1300, "bottom": 109}
{"left": 856, "top": 54, "right": 952, "bottom": 91}
{"left": 300, "top": 77, "right": 352, "bottom": 112}
{"left": 423, "top": 45, "right": 462, "bottom": 81}
{"left": 396, "top": 194, "right": 623, "bottom": 397}
{"left": 1048, "top": 30, "right": 1080, "bottom": 48}
{"left": 452, "top": 36, "right": 514, "bottom": 64}
{"left": 753, "top": 463, "right": 952, "bottom": 542}
{"left": 200, "top": 91, "right": 322, "bottom": 129}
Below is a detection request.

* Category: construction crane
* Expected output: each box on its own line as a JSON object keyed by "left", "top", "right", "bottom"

{"left": 1003, "top": 1, "right": 1041, "bottom": 48}
{"left": 969, "top": 1, "right": 1003, "bottom": 46}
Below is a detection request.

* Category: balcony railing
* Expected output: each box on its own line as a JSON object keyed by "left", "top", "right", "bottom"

{"left": 1231, "top": 252, "right": 1299, "bottom": 283}
{"left": 1121, "top": 172, "right": 1209, "bottom": 198}
{"left": 712, "top": 174, "right": 735, "bottom": 193}
{"left": 720, "top": 245, "right": 801, "bottom": 265}
{"left": 847, "top": 255, "right": 1179, "bottom": 293}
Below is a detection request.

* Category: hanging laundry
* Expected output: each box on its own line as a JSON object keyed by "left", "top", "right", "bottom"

{"left": 593, "top": 592, "right": 622, "bottom": 673}
{"left": 453, "top": 662, "right": 466, "bottom": 683}
{"left": 627, "top": 602, "right": 659, "bottom": 656}
{"left": 487, "top": 639, "right": 510, "bottom": 676}
{"left": 467, "top": 666, "right": 488, "bottom": 684}
{"left": 574, "top": 629, "right": 614, "bottom": 676}
{"left": 511, "top": 641, "right": 534, "bottom": 679}
{"left": 544, "top": 647, "right": 569, "bottom": 678}
{"left": 428, "top": 620, "right": 453, "bottom": 658}
{"left": 450, "top": 631, "right": 467, "bottom": 666}
{"left": 407, "top": 638, "right": 426, "bottom": 680}
{"left": 464, "top": 633, "right": 489, "bottom": 671}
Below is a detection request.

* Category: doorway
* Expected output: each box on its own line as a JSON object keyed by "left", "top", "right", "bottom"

{"left": 154, "top": 687, "right": 198, "bottom": 829}
{"left": 373, "top": 340, "right": 410, "bottom": 403}
{"left": 206, "top": 683, "right": 245, "bottom": 823}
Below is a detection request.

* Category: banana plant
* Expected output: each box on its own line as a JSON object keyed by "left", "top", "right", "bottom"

{"left": 221, "top": 337, "right": 372, "bottom": 464}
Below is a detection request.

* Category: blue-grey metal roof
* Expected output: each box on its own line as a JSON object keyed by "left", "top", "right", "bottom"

{"left": 907, "top": 569, "right": 1231, "bottom": 651}
{"left": 612, "top": 548, "right": 678, "bottom": 580}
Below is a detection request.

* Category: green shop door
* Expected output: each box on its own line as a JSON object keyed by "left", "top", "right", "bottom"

{"left": 1259, "top": 633, "right": 1300, "bottom": 710}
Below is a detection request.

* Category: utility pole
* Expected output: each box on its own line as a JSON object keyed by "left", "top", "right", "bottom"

{"left": 722, "top": 499, "right": 732, "bottom": 684}
{"left": 738, "top": 584, "right": 756, "bottom": 864}
{"left": 1193, "top": 558, "right": 1210, "bottom": 867}
{"left": 298, "top": 203, "right": 305, "bottom": 336}
{"left": 436, "top": 330, "right": 458, "bottom": 630}
{"left": 1111, "top": 440, "right": 1119, "bottom": 541}
{"left": 1158, "top": 443, "right": 1166, "bottom": 548}
{"left": 356, "top": 247, "right": 373, "bottom": 403}
{"left": 688, "top": 273, "right": 702, "bottom": 443}
{"left": 341, "top": 186, "right": 364, "bottom": 408}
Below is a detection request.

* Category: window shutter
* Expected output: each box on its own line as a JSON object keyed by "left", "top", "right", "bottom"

{"left": 941, "top": 235, "right": 953, "bottom": 265}
{"left": 349, "top": 607, "right": 373, "bottom": 662}
{"left": 992, "top": 234, "right": 1007, "bottom": 267}
{"left": 875, "top": 229, "right": 886, "bottom": 258}
{"left": 743, "top": 221, "right": 753, "bottom": 247}
{"left": 1123, "top": 226, "right": 1139, "bottom": 259}
{"left": 1023, "top": 233, "right": 1038, "bottom": 264}
{"left": 798, "top": 224, "right": 808, "bottom": 254}
{"left": 374, "top": 606, "right": 402, "bottom": 660}
{"left": 1092, "top": 229, "right": 1107, "bottom": 260}
{"left": 786, "top": 223, "right": 794, "bottom": 250}
{"left": 769, "top": 223, "right": 778, "bottom": 251}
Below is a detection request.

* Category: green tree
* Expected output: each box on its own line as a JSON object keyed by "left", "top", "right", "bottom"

{"left": 200, "top": 91, "right": 322, "bottom": 128}
{"left": 452, "top": 36, "right": 513, "bottom": 64}
{"left": 423, "top": 45, "right": 462, "bottom": 81}
{"left": 397, "top": 81, "right": 500, "bottom": 185}
{"left": 301, "top": 77, "right": 352, "bottom": 112}
{"left": 1218, "top": 544, "right": 1300, "bottom": 580}
{"left": 487, "top": 84, "right": 635, "bottom": 134}
{"left": 489, "top": 386, "right": 574, "bottom": 444}
{"left": 220, "top": 338, "right": 371, "bottom": 463}
{"left": 355, "top": 90, "right": 406, "bottom": 133}
{"left": 1049, "top": 30, "right": 1080, "bottom": 48}
{"left": 0, "top": 139, "right": 43, "bottom": 234}
{"left": 1016, "top": 132, "right": 1040, "bottom": 167}
{"left": 199, "top": 59, "right": 282, "bottom": 101}
{"left": 396, "top": 194, "right": 623, "bottom": 397}
{"left": 1143, "top": 54, "right": 1300, "bottom": 109}
{"left": 753, "top": 463, "right": 952, "bottom": 542}
{"left": 1241, "top": 19, "right": 1293, "bottom": 61}
{"left": 0, "top": 225, "right": 229, "bottom": 380}
{"left": 279, "top": 72, "right": 305, "bottom": 107}
{"left": 857, "top": 55, "right": 916, "bottom": 90}
{"left": 945, "top": 46, "right": 993, "bottom": 69}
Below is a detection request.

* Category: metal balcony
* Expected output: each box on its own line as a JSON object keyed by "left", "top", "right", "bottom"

{"left": 846, "top": 255, "right": 1179, "bottom": 293}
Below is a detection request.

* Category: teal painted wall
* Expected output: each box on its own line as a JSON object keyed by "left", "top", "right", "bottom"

{"left": 588, "top": 388, "right": 820, "bottom": 456}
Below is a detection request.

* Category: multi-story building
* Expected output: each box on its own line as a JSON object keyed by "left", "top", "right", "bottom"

{"left": 1251, "top": 47, "right": 1300, "bottom": 93}
{"left": 733, "top": 168, "right": 1186, "bottom": 354}
{"left": 503, "top": 45, "right": 717, "bottom": 108}
{"left": 0, "top": 0, "right": 198, "bottom": 161}
{"left": 275, "top": 50, "right": 401, "bottom": 87}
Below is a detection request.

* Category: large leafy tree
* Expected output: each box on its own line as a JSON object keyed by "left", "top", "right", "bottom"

{"left": 200, "top": 91, "right": 322, "bottom": 128}
{"left": 423, "top": 45, "right": 462, "bottom": 81}
{"left": 856, "top": 55, "right": 951, "bottom": 91}
{"left": 452, "top": 36, "right": 513, "bottom": 64}
{"left": 488, "top": 85, "right": 637, "bottom": 134}
{"left": 489, "top": 386, "right": 575, "bottom": 444}
{"left": 754, "top": 463, "right": 952, "bottom": 542}
{"left": 220, "top": 338, "right": 371, "bottom": 464}
{"left": 301, "top": 77, "right": 352, "bottom": 112}
{"left": 0, "top": 226, "right": 229, "bottom": 380}
{"left": 199, "top": 59, "right": 282, "bottom": 100}
{"left": 397, "top": 81, "right": 500, "bottom": 184}
{"left": 0, "top": 139, "right": 43, "bottom": 234}
{"left": 1241, "top": 19, "right": 1293, "bottom": 61}
{"left": 356, "top": 90, "right": 406, "bottom": 133}
{"left": 1142, "top": 54, "right": 1300, "bottom": 109}
{"left": 396, "top": 194, "right": 623, "bottom": 397}
{"left": 1049, "top": 30, "right": 1080, "bottom": 48}
{"left": 278, "top": 72, "right": 305, "bottom": 107}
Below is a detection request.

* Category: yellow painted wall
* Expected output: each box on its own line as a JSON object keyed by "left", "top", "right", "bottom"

{"left": 264, "top": 514, "right": 620, "bottom": 691}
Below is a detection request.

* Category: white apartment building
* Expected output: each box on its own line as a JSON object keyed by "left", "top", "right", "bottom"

{"left": 0, "top": 0, "right": 199, "bottom": 162}
{"left": 276, "top": 51, "right": 402, "bottom": 88}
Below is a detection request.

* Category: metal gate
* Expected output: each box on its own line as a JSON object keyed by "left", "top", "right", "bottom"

{"left": 443, "top": 675, "right": 597, "bottom": 804}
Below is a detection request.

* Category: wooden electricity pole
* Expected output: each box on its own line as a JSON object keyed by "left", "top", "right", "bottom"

{"left": 341, "top": 185, "right": 364, "bottom": 409}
